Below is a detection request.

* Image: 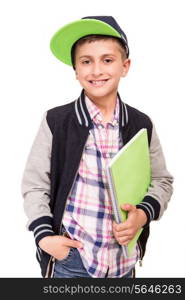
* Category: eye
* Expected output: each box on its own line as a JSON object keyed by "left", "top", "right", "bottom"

{"left": 82, "top": 60, "right": 90, "bottom": 64}
{"left": 104, "top": 58, "right": 113, "bottom": 63}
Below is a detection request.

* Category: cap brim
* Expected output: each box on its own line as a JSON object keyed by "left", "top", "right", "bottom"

{"left": 50, "top": 19, "right": 121, "bottom": 66}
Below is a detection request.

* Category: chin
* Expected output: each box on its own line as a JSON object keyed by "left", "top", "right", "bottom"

{"left": 84, "top": 86, "right": 116, "bottom": 99}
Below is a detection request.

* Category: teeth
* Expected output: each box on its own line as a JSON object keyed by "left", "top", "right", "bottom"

{"left": 89, "top": 80, "right": 108, "bottom": 86}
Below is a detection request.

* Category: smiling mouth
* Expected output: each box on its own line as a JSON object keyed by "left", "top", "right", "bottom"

{"left": 88, "top": 79, "right": 109, "bottom": 87}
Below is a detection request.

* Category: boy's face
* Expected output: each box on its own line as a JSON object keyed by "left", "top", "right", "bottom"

{"left": 74, "top": 39, "right": 131, "bottom": 101}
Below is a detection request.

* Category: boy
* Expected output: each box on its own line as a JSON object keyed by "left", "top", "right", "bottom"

{"left": 21, "top": 16, "right": 174, "bottom": 278}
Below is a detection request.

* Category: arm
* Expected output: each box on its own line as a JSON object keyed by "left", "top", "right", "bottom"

{"left": 136, "top": 121, "right": 174, "bottom": 225}
{"left": 21, "top": 112, "right": 83, "bottom": 258}
{"left": 113, "top": 121, "right": 174, "bottom": 245}
{"left": 21, "top": 112, "right": 55, "bottom": 245}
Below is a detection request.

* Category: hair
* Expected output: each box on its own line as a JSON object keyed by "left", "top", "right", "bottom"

{"left": 71, "top": 34, "right": 128, "bottom": 70}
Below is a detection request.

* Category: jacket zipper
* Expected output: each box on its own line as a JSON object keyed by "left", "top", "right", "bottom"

{"left": 137, "top": 239, "right": 143, "bottom": 266}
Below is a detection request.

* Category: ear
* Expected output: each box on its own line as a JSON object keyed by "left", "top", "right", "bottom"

{"left": 122, "top": 58, "right": 131, "bottom": 77}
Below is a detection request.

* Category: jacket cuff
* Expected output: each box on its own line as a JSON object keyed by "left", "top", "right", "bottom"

{"left": 136, "top": 196, "right": 160, "bottom": 228}
{"left": 28, "top": 216, "right": 55, "bottom": 245}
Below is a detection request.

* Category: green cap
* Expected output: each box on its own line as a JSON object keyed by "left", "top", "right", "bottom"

{"left": 50, "top": 16, "right": 129, "bottom": 66}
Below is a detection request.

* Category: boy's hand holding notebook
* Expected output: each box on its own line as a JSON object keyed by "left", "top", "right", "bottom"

{"left": 112, "top": 203, "right": 147, "bottom": 249}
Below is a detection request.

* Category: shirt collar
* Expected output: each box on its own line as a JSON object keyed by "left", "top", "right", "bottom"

{"left": 85, "top": 94, "right": 119, "bottom": 126}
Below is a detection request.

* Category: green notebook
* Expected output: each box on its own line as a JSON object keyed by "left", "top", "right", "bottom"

{"left": 106, "top": 128, "right": 151, "bottom": 257}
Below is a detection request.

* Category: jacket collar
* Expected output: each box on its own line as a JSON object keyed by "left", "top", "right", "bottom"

{"left": 74, "top": 89, "right": 128, "bottom": 128}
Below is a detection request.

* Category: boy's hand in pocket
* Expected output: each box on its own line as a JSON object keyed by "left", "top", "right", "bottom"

{"left": 39, "top": 235, "right": 83, "bottom": 260}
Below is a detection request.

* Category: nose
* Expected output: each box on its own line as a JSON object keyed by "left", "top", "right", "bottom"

{"left": 91, "top": 61, "right": 103, "bottom": 77}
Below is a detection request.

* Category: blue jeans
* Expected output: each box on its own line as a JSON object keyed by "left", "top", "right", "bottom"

{"left": 53, "top": 247, "right": 135, "bottom": 278}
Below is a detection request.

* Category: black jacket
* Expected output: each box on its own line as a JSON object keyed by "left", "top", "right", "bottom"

{"left": 23, "top": 89, "right": 173, "bottom": 277}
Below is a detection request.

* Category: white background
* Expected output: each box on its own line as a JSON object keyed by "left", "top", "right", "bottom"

{"left": 0, "top": 0, "right": 184, "bottom": 277}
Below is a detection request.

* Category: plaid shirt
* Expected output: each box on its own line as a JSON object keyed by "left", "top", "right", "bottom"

{"left": 62, "top": 95, "right": 139, "bottom": 277}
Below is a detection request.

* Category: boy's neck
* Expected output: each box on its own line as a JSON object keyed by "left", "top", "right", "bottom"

{"left": 85, "top": 90, "right": 117, "bottom": 117}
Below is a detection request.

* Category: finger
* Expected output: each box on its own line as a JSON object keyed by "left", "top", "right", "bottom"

{"left": 116, "top": 230, "right": 132, "bottom": 238}
{"left": 118, "top": 236, "right": 131, "bottom": 246}
{"left": 121, "top": 203, "right": 136, "bottom": 212}
{"left": 61, "top": 236, "right": 83, "bottom": 248}
{"left": 112, "top": 221, "right": 117, "bottom": 228}
{"left": 113, "top": 222, "right": 130, "bottom": 232}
